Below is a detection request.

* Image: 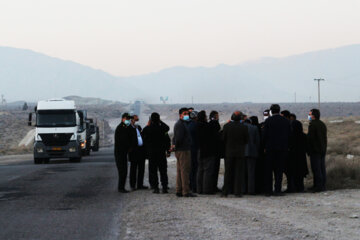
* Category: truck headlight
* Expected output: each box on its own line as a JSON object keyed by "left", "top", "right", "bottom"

{"left": 80, "top": 142, "right": 85, "bottom": 149}
{"left": 69, "top": 147, "right": 76, "bottom": 153}
{"left": 37, "top": 148, "right": 44, "bottom": 153}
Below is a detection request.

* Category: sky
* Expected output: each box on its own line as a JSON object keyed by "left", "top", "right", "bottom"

{"left": 1, "top": 0, "right": 360, "bottom": 76}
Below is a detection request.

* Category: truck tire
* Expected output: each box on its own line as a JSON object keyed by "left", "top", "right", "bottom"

{"left": 43, "top": 158, "right": 50, "bottom": 164}
{"left": 34, "top": 158, "right": 42, "bottom": 164}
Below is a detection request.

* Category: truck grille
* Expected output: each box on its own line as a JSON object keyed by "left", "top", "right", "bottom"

{"left": 39, "top": 133, "right": 73, "bottom": 146}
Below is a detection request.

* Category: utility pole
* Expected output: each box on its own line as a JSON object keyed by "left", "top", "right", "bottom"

{"left": 294, "top": 92, "right": 297, "bottom": 104}
{"left": 314, "top": 78, "right": 325, "bottom": 110}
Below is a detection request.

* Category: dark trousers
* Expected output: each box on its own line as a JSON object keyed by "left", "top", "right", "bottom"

{"left": 115, "top": 151, "right": 128, "bottom": 190}
{"left": 190, "top": 149, "right": 199, "bottom": 192}
{"left": 310, "top": 154, "right": 326, "bottom": 191}
{"left": 242, "top": 157, "right": 257, "bottom": 194}
{"left": 129, "top": 147, "right": 146, "bottom": 189}
{"left": 293, "top": 175, "right": 305, "bottom": 192}
{"left": 265, "top": 150, "right": 287, "bottom": 194}
{"left": 255, "top": 153, "right": 265, "bottom": 194}
{"left": 223, "top": 156, "right": 244, "bottom": 196}
{"left": 148, "top": 150, "right": 168, "bottom": 189}
{"left": 213, "top": 157, "right": 221, "bottom": 190}
{"left": 197, "top": 156, "right": 216, "bottom": 194}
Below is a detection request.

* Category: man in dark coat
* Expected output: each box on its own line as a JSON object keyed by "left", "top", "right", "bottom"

{"left": 188, "top": 111, "right": 199, "bottom": 193}
{"left": 243, "top": 118, "right": 260, "bottom": 195}
{"left": 307, "top": 109, "right": 327, "bottom": 192}
{"left": 208, "top": 110, "right": 222, "bottom": 192}
{"left": 114, "top": 113, "right": 131, "bottom": 193}
{"left": 172, "top": 108, "right": 196, "bottom": 197}
{"left": 263, "top": 104, "right": 291, "bottom": 196}
{"left": 289, "top": 114, "right": 309, "bottom": 192}
{"left": 222, "top": 111, "right": 249, "bottom": 197}
{"left": 128, "top": 114, "right": 148, "bottom": 191}
{"left": 281, "top": 110, "right": 294, "bottom": 193}
{"left": 197, "top": 110, "right": 219, "bottom": 194}
{"left": 142, "top": 112, "right": 170, "bottom": 194}
{"left": 254, "top": 111, "right": 269, "bottom": 194}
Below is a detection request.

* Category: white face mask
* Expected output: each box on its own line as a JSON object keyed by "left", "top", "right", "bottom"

{"left": 269, "top": 111, "right": 273, "bottom": 116}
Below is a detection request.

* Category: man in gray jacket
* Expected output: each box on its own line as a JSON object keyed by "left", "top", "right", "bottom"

{"left": 243, "top": 117, "right": 260, "bottom": 195}
{"left": 172, "top": 108, "right": 196, "bottom": 197}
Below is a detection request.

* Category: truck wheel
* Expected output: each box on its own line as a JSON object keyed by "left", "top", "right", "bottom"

{"left": 34, "top": 158, "right": 42, "bottom": 164}
{"left": 43, "top": 158, "right": 50, "bottom": 164}
{"left": 93, "top": 143, "right": 99, "bottom": 152}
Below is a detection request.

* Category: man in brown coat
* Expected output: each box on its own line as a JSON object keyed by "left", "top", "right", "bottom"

{"left": 222, "top": 111, "right": 249, "bottom": 197}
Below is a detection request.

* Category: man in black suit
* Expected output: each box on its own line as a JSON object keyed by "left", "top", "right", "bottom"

{"left": 114, "top": 113, "right": 131, "bottom": 193}
{"left": 128, "top": 114, "right": 148, "bottom": 191}
{"left": 142, "top": 112, "right": 171, "bottom": 194}
{"left": 263, "top": 104, "right": 291, "bottom": 196}
{"left": 222, "top": 111, "right": 249, "bottom": 197}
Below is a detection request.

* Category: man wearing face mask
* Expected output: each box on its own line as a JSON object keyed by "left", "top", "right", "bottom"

{"left": 128, "top": 114, "right": 148, "bottom": 191}
{"left": 114, "top": 113, "right": 131, "bottom": 193}
{"left": 307, "top": 109, "right": 327, "bottom": 192}
{"left": 172, "top": 108, "right": 196, "bottom": 197}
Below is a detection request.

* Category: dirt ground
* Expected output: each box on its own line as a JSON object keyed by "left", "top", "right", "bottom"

{"left": 118, "top": 158, "right": 360, "bottom": 240}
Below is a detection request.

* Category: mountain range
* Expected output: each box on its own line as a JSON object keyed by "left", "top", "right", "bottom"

{"left": 1, "top": 45, "right": 360, "bottom": 103}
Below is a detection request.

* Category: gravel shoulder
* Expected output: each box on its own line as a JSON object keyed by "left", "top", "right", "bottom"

{"left": 119, "top": 157, "right": 360, "bottom": 240}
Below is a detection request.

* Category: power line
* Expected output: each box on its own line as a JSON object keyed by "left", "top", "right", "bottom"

{"left": 314, "top": 78, "right": 325, "bottom": 110}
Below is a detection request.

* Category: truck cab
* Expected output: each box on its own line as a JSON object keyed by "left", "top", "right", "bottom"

{"left": 29, "top": 99, "right": 82, "bottom": 164}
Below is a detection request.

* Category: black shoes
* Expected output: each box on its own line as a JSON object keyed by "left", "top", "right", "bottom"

{"left": 162, "top": 188, "right": 169, "bottom": 194}
{"left": 118, "top": 188, "right": 129, "bottom": 193}
{"left": 137, "top": 185, "right": 149, "bottom": 190}
{"left": 184, "top": 193, "right": 197, "bottom": 197}
{"left": 153, "top": 188, "right": 160, "bottom": 194}
{"left": 176, "top": 192, "right": 183, "bottom": 197}
{"left": 221, "top": 193, "right": 228, "bottom": 198}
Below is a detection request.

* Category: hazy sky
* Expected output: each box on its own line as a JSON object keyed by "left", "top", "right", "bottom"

{"left": 1, "top": 0, "right": 360, "bottom": 76}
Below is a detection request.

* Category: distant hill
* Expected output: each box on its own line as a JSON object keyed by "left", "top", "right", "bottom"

{"left": 1, "top": 45, "right": 360, "bottom": 103}
{"left": 122, "top": 44, "right": 360, "bottom": 103}
{"left": 0, "top": 47, "right": 140, "bottom": 102}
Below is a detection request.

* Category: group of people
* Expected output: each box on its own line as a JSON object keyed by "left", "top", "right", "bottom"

{"left": 114, "top": 104, "right": 327, "bottom": 198}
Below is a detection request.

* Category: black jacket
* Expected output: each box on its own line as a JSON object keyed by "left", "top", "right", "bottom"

{"left": 222, "top": 121, "right": 249, "bottom": 158}
{"left": 289, "top": 120, "right": 309, "bottom": 177}
{"left": 128, "top": 124, "right": 144, "bottom": 150}
{"left": 172, "top": 119, "right": 192, "bottom": 151}
{"left": 142, "top": 121, "right": 170, "bottom": 153}
{"left": 114, "top": 122, "right": 131, "bottom": 157}
{"left": 208, "top": 120, "right": 221, "bottom": 156}
{"left": 307, "top": 119, "right": 327, "bottom": 155}
{"left": 264, "top": 114, "right": 291, "bottom": 152}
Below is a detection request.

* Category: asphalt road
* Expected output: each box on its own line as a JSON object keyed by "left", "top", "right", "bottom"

{"left": 0, "top": 148, "right": 123, "bottom": 240}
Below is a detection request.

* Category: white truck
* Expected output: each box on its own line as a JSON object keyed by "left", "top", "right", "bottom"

{"left": 28, "top": 99, "right": 82, "bottom": 164}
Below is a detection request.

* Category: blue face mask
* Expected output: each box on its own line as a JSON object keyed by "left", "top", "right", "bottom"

{"left": 124, "top": 120, "right": 131, "bottom": 126}
{"left": 183, "top": 115, "right": 190, "bottom": 121}
{"left": 308, "top": 115, "right": 312, "bottom": 121}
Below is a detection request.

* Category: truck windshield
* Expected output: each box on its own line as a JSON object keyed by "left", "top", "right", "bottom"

{"left": 37, "top": 110, "right": 76, "bottom": 127}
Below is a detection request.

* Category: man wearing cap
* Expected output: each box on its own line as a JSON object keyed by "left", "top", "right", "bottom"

{"left": 263, "top": 104, "right": 291, "bottom": 196}
{"left": 114, "top": 113, "right": 131, "bottom": 193}
{"left": 188, "top": 110, "right": 199, "bottom": 193}
{"left": 128, "top": 114, "right": 148, "bottom": 191}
